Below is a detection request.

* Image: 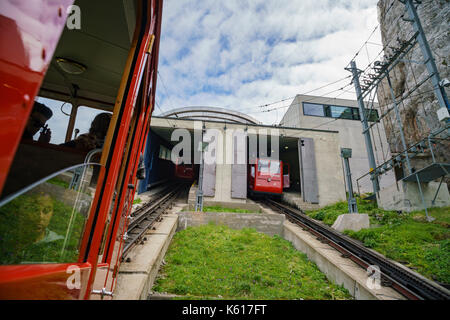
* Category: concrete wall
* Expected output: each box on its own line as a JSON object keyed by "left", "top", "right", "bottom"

{"left": 377, "top": 180, "right": 450, "bottom": 212}
{"left": 280, "top": 94, "right": 396, "bottom": 194}
{"left": 177, "top": 211, "right": 285, "bottom": 237}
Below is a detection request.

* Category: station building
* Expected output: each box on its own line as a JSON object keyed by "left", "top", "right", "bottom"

{"left": 280, "top": 94, "right": 396, "bottom": 194}
{"left": 139, "top": 106, "right": 347, "bottom": 208}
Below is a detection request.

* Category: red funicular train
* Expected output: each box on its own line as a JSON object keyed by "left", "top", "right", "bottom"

{"left": 0, "top": 0, "right": 163, "bottom": 299}
{"left": 248, "top": 158, "right": 290, "bottom": 197}
{"left": 174, "top": 157, "right": 196, "bottom": 181}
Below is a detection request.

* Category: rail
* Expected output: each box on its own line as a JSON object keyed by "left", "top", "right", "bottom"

{"left": 122, "top": 183, "right": 188, "bottom": 257}
{"left": 262, "top": 199, "right": 450, "bottom": 300}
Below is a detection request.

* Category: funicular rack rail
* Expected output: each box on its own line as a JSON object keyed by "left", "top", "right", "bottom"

{"left": 122, "top": 183, "right": 187, "bottom": 257}
{"left": 263, "top": 199, "right": 450, "bottom": 300}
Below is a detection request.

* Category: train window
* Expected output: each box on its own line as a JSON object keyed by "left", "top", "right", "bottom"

{"left": 29, "top": 97, "right": 73, "bottom": 145}
{"left": 269, "top": 161, "right": 281, "bottom": 174}
{"left": 0, "top": 163, "right": 101, "bottom": 265}
{"left": 73, "top": 107, "right": 112, "bottom": 142}
{"left": 258, "top": 159, "right": 270, "bottom": 173}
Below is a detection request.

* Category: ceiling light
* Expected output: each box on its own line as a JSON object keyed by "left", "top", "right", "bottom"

{"left": 56, "top": 57, "right": 86, "bottom": 75}
{"left": 285, "top": 146, "right": 289, "bottom": 149}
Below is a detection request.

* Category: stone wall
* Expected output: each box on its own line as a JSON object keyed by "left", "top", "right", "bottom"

{"left": 376, "top": 0, "right": 449, "bottom": 172}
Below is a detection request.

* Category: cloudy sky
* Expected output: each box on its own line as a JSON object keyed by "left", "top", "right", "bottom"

{"left": 155, "top": 0, "right": 382, "bottom": 125}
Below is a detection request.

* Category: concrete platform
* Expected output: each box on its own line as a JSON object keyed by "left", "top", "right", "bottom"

{"left": 331, "top": 213, "right": 370, "bottom": 232}
{"left": 283, "top": 220, "right": 405, "bottom": 300}
{"left": 282, "top": 191, "right": 320, "bottom": 212}
{"left": 377, "top": 180, "right": 450, "bottom": 212}
{"left": 177, "top": 211, "right": 285, "bottom": 237}
{"left": 113, "top": 207, "right": 181, "bottom": 300}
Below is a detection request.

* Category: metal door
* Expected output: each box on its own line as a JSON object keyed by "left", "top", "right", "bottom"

{"left": 298, "top": 138, "right": 319, "bottom": 203}
{"left": 231, "top": 131, "right": 247, "bottom": 198}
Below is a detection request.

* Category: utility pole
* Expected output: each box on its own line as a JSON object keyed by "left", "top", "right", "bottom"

{"left": 347, "top": 60, "right": 380, "bottom": 194}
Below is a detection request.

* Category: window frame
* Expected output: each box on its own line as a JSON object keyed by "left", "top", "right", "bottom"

{"left": 302, "top": 102, "right": 379, "bottom": 122}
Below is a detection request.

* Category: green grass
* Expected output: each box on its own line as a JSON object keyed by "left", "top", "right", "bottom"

{"left": 47, "top": 177, "right": 70, "bottom": 189}
{"left": 153, "top": 223, "right": 351, "bottom": 300}
{"left": 305, "top": 198, "right": 450, "bottom": 284}
{"left": 133, "top": 198, "right": 142, "bottom": 205}
{"left": 0, "top": 192, "right": 86, "bottom": 264}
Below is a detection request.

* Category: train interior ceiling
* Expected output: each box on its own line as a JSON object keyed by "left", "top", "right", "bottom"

{"left": 142, "top": 125, "right": 303, "bottom": 197}
{"left": 1, "top": 0, "right": 138, "bottom": 200}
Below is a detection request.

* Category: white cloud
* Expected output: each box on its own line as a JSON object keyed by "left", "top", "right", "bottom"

{"left": 156, "top": 0, "right": 383, "bottom": 124}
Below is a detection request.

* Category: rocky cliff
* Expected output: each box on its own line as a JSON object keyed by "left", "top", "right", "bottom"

{"left": 376, "top": 0, "right": 449, "bottom": 174}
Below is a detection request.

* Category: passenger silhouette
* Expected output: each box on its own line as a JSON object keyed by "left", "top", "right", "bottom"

{"left": 22, "top": 102, "right": 53, "bottom": 143}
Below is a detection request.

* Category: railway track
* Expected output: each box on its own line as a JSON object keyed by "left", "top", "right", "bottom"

{"left": 262, "top": 199, "right": 450, "bottom": 300}
{"left": 122, "top": 183, "right": 188, "bottom": 257}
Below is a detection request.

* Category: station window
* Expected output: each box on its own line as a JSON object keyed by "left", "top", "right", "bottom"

{"left": 302, "top": 102, "right": 378, "bottom": 122}
{"left": 324, "top": 105, "right": 355, "bottom": 120}
{"left": 303, "top": 102, "right": 325, "bottom": 117}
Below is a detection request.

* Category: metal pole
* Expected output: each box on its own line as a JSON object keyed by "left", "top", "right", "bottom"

{"left": 195, "top": 125, "right": 205, "bottom": 212}
{"left": 348, "top": 60, "right": 380, "bottom": 194}
{"left": 385, "top": 72, "right": 412, "bottom": 174}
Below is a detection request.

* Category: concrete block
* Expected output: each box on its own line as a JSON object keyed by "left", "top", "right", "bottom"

{"left": 283, "top": 221, "right": 405, "bottom": 300}
{"left": 114, "top": 213, "right": 178, "bottom": 300}
{"left": 331, "top": 214, "right": 370, "bottom": 232}
{"left": 377, "top": 181, "right": 450, "bottom": 212}
{"left": 114, "top": 273, "right": 148, "bottom": 300}
{"left": 177, "top": 211, "right": 285, "bottom": 236}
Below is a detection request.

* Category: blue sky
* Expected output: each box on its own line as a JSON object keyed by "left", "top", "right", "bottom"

{"left": 36, "top": 0, "right": 383, "bottom": 144}
{"left": 155, "top": 0, "right": 382, "bottom": 124}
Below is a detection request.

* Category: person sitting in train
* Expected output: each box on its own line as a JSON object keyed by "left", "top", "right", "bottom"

{"left": 22, "top": 101, "right": 53, "bottom": 143}
{"left": 61, "top": 112, "right": 112, "bottom": 151}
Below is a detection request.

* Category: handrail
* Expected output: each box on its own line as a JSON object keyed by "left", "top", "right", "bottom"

{"left": 0, "top": 162, "right": 101, "bottom": 208}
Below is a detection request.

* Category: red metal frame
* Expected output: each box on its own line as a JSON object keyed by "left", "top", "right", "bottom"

{"left": 0, "top": 0, "right": 74, "bottom": 196}
{"left": 0, "top": 0, "right": 163, "bottom": 300}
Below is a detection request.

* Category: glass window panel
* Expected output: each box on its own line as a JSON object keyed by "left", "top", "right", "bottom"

{"left": 269, "top": 161, "right": 280, "bottom": 174}
{"left": 258, "top": 159, "right": 270, "bottom": 173}
{"left": 303, "top": 103, "right": 325, "bottom": 117}
{"left": 365, "top": 109, "right": 379, "bottom": 122}
{"left": 0, "top": 164, "right": 100, "bottom": 265}
{"left": 328, "top": 106, "right": 354, "bottom": 120}
{"left": 32, "top": 97, "right": 73, "bottom": 145}
{"left": 352, "top": 108, "right": 361, "bottom": 120}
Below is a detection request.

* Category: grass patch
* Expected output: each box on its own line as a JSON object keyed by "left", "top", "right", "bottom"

{"left": 305, "top": 199, "right": 450, "bottom": 284}
{"left": 47, "top": 177, "right": 70, "bottom": 189}
{"left": 153, "top": 223, "right": 351, "bottom": 300}
{"left": 133, "top": 198, "right": 142, "bottom": 205}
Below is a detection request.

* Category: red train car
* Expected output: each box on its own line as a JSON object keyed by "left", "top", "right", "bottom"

{"left": 174, "top": 158, "right": 196, "bottom": 180}
{"left": 0, "top": 0, "right": 163, "bottom": 299}
{"left": 248, "top": 158, "right": 289, "bottom": 197}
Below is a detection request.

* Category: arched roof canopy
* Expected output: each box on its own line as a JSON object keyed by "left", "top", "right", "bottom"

{"left": 159, "top": 106, "right": 261, "bottom": 125}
